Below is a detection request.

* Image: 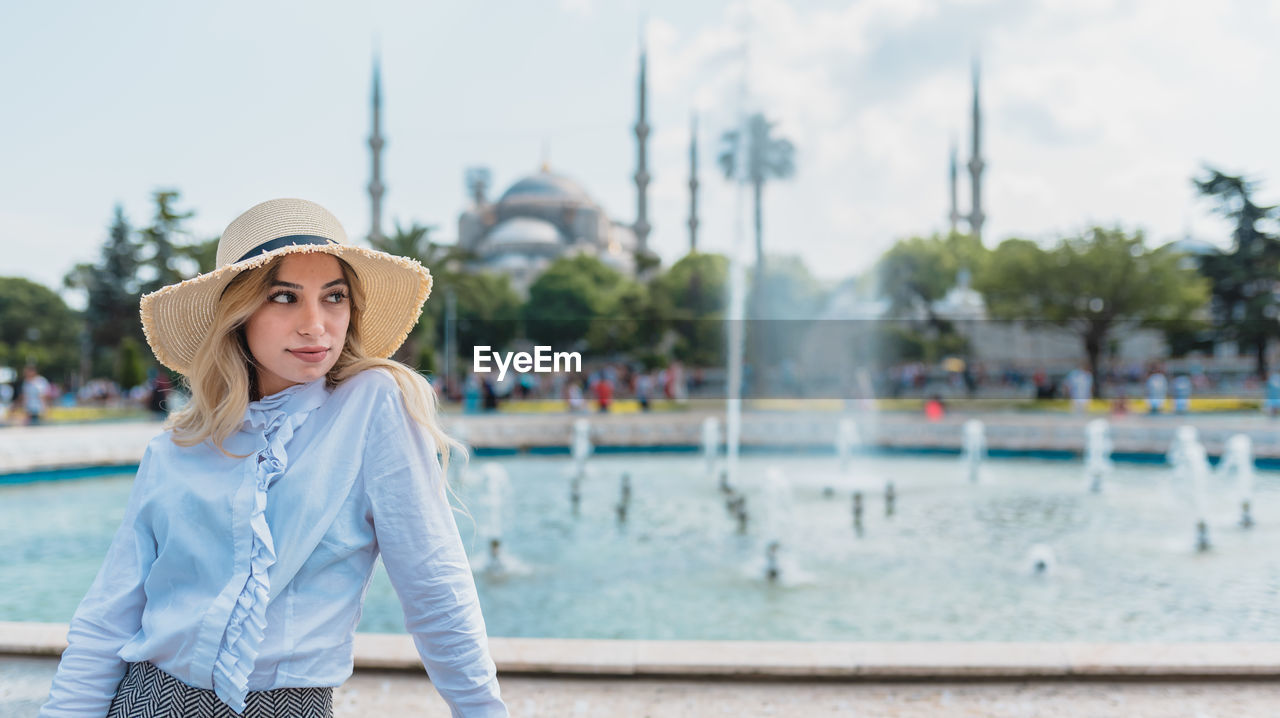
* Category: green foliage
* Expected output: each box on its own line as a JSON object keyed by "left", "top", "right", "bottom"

{"left": 371, "top": 221, "right": 478, "bottom": 369}
{"left": 650, "top": 252, "right": 729, "bottom": 366}
{"left": 755, "top": 254, "right": 827, "bottom": 319}
{"left": 64, "top": 204, "right": 145, "bottom": 355}
{"left": 718, "top": 113, "right": 797, "bottom": 187}
{"left": 978, "top": 227, "right": 1208, "bottom": 396}
{"left": 718, "top": 112, "right": 797, "bottom": 298}
{"left": 0, "top": 277, "right": 83, "bottom": 383}
{"left": 522, "top": 254, "right": 624, "bottom": 351}
{"left": 138, "top": 189, "right": 195, "bottom": 295}
{"left": 177, "top": 236, "right": 219, "bottom": 275}
{"left": 877, "top": 232, "right": 985, "bottom": 319}
{"left": 1193, "top": 166, "right": 1280, "bottom": 375}
{"left": 437, "top": 271, "right": 523, "bottom": 359}
{"left": 115, "top": 336, "right": 146, "bottom": 390}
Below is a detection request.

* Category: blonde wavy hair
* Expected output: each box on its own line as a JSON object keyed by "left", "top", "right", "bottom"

{"left": 163, "top": 255, "right": 465, "bottom": 485}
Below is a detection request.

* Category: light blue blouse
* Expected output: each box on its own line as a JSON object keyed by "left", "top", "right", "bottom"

{"left": 38, "top": 368, "right": 507, "bottom": 717}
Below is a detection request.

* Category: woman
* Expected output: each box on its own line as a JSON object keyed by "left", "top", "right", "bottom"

{"left": 38, "top": 199, "right": 508, "bottom": 717}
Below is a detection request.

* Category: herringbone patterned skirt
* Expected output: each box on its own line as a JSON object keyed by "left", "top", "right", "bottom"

{"left": 106, "top": 660, "right": 334, "bottom": 718}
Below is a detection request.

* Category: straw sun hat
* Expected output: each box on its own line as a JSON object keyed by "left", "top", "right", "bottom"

{"left": 140, "top": 198, "right": 432, "bottom": 375}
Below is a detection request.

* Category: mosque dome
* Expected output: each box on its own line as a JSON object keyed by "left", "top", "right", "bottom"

{"left": 498, "top": 170, "right": 592, "bottom": 205}
{"left": 486, "top": 216, "right": 565, "bottom": 246}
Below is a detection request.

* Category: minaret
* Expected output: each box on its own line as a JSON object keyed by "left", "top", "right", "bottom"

{"left": 948, "top": 136, "right": 960, "bottom": 235}
{"left": 367, "top": 53, "right": 386, "bottom": 244}
{"left": 688, "top": 113, "right": 700, "bottom": 253}
{"left": 966, "top": 56, "right": 985, "bottom": 241}
{"left": 633, "top": 45, "right": 652, "bottom": 257}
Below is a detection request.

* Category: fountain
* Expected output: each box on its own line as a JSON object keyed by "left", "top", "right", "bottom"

{"left": 1083, "top": 418, "right": 1113, "bottom": 493}
{"left": 479, "top": 463, "right": 511, "bottom": 572}
{"left": 1168, "top": 432, "right": 1213, "bottom": 552}
{"left": 1166, "top": 425, "right": 1199, "bottom": 467}
{"left": 835, "top": 417, "right": 860, "bottom": 473}
{"left": 764, "top": 540, "right": 781, "bottom": 583}
{"left": 852, "top": 491, "right": 864, "bottom": 537}
{"left": 616, "top": 472, "right": 632, "bottom": 523}
{"left": 1027, "top": 544, "right": 1056, "bottom": 576}
{"left": 568, "top": 418, "right": 593, "bottom": 516}
{"left": 1218, "top": 434, "right": 1256, "bottom": 528}
{"left": 760, "top": 467, "right": 794, "bottom": 582}
{"left": 960, "top": 419, "right": 986, "bottom": 484}
{"left": 701, "top": 417, "right": 720, "bottom": 478}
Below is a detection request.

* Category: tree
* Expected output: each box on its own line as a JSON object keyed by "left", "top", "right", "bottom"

{"left": 977, "top": 227, "right": 1208, "bottom": 398}
{"left": 438, "top": 272, "right": 522, "bottom": 363}
{"left": 0, "top": 276, "right": 83, "bottom": 383}
{"left": 116, "top": 336, "right": 146, "bottom": 391}
{"left": 138, "top": 190, "right": 195, "bottom": 296}
{"left": 63, "top": 205, "right": 145, "bottom": 376}
{"left": 370, "top": 220, "right": 476, "bottom": 369}
{"left": 650, "top": 252, "right": 729, "bottom": 367}
{"left": 718, "top": 112, "right": 796, "bottom": 307}
{"left": 1193, "top": 166, "right": 1280, "bottom": 376}
{"left": 877, "top": 232, "right": 985, "bottom": 325}
{"left": 176, "top": 236, "right": 219, "bottom": 275}
{"left": 522, "top": 254, "right": 623, "bottom": 351}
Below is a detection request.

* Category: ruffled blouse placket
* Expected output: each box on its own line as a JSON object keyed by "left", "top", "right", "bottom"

{"left": 212, "top": 381, "right": 328, "bottom": 713}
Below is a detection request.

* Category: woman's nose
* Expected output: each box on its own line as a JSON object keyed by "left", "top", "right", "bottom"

{"left": 298, "top": 299, "right": 326, "bottom": 336}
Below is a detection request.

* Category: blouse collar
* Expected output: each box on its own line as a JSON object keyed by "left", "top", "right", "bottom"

{"left": 242, "top": 376, "right": 332, "bottom": 431}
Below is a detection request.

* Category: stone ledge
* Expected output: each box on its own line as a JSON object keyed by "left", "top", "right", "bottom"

{"left": 4, "top": 622, "right": 1278, "bottom": 679}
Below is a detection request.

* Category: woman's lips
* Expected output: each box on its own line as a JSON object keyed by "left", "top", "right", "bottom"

{"left": 289, "top": 349, "right": 329, "bottom": 363}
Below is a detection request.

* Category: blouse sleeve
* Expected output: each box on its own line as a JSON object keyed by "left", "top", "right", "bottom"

{"left": 364, "top": 389, "right": 508, "bottom": 718}
{"left": 38, "top": 443, "right": 158, "bottom": 718}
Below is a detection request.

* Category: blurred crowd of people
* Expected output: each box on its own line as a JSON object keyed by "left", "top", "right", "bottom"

{"left": 454, "top": 361, "right": 696, "bottom": 414}
{"left": 0, "top": 364, "right": 175, "bottom": 427}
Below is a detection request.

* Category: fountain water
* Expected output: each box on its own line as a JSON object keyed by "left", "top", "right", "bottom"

{"left": 616, "top": 472, "right": 632, "bottom": 523}
{"left": 1083, "top": 418, "right": 1113, "bottom": 493}
{"left": 479, "top": 463, "right": 511, "bottom": 572}
{"left": 1185, "top": 441, "right": 1213, "bottom": 552}
{"left": 1218, "top": 434, "right": 1256, "bottom": 528}
{"left": 852, "top": 491, "right": 864, "bottom": 537}
{"left": 1166, "top": 425, "right": 1199, "bottom": 467}
{"left": 1167, "top": 429, "right": 1213, "bottom": 552}
{"left": 1027, "top": 544, "right": 1057, "bottom": 576}
{"left": 960, "top": 419, "right": 986, "bottom": 483}
{"left": 569, "top": 419, "right": 592, "bottom": 515}
{"left": 835, "top": 417, "right": 860, "bottom": 473}
{"left": 701, "top": 417, "right": 720, "bottom": 478}
{"left": 760, "top": 467, "right": 794, "bottom": 582}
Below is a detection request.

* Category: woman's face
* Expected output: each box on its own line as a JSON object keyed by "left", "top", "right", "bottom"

{"left": 244, "top": 253, "right": 351, "bottom": 397}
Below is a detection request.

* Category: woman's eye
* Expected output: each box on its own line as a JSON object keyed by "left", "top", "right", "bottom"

{"left": 327, "top": 291, "right": 349, "bottom": 303}
{"left": 268, "top": 292, "right": 294, "bottom": 304}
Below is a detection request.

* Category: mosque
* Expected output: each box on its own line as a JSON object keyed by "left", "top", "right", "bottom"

{"left": 361, "top": 49, "right": 664, "bottom": 294}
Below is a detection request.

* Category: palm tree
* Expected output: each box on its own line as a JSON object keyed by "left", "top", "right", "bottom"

{"left": 718, "top": 112, "right": 796, "bottom": 304}
{"left": 370, "top": 221, "right": 474, "bottom": 367}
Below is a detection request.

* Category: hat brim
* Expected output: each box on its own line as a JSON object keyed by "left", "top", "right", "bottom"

{"left": 140, "top": 243, "right": 432, "bottom": 375}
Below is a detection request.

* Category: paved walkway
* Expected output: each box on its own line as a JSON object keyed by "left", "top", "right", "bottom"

{"left": 4, "top": 656, "right": 1280, "bottom": 717}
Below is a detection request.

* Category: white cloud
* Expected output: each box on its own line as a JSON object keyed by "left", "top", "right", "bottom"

{"left": 640, "top": 0, "right": 1280, "bottom": 285}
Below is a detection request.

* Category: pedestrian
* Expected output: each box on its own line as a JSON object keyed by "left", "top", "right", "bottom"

{"left": 1146, "top": 366, "right": 1168, "bottom": 415}
{"left": 1172, "top": 374, "right": 1192, "bottom": 415}
{"left": 1065, "top": 364, "right": 1093, "bottom": 414}
{"left": 22, "top": 364, "right": 51, "bottom": 425}
{"left": 38, "top": 199, "right": 507, "bottom": 717}
{"left": 1267, "top": 371, "right": 1280, "bottom": 419}
{"left": 594, "top": 372, "right": 613, "bottom": 412}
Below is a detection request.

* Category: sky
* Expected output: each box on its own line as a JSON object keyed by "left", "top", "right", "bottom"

{"left": 3, "top": 0, "right": 1279, "bottom": 309}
